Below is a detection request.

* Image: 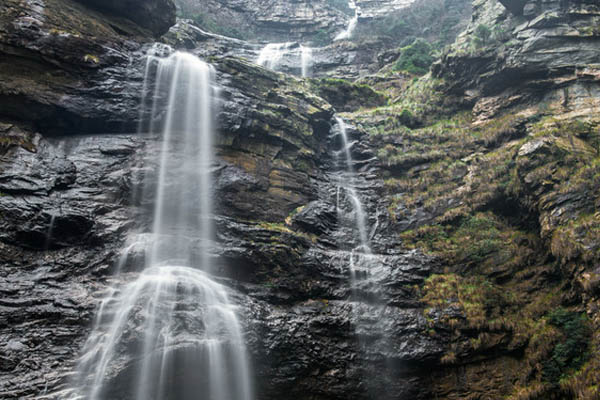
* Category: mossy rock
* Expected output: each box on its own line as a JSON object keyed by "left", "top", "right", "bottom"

{"left": 309, "top": 78, "right": 388, "bottom": 113}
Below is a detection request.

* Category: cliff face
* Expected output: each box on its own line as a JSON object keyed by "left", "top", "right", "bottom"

{"left": 1, "top": 0, "right": 599, "bottom": 399}
{"left": 173, "top": 0, "right": 420, "bottom": 42}
{"left": 351, "top": 0, "right": 600, "bottom": 397}
{"left": 174, "top": 0, "right": 348, "bottom": 42}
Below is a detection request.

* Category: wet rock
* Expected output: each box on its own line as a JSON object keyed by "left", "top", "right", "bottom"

{"left": 0, "top": 0, "right": 154, "bottom": 134}
{"left": 292, "top": 201, "right": 338, "bottom": 235}
{"left": 74, "top": 0, "right": 176, "bottom": 36}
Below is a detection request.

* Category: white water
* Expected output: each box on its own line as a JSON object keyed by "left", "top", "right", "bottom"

{"left": 74, "top": 51, "right": 252, "bottom": 400}
{"left": 334, "top": 1, "right": 359, "bottom": 41}
{"left": 256, "top": 42, "right": 313, "bottom": 78}
{"left": 300, "top": 45, "right": 313, "bottom": 78}
{"left": 256, "top": 42, "right": 294, "bottom": 71}
{"left": 334, "top": 117, "right": 370, "bottom": 257}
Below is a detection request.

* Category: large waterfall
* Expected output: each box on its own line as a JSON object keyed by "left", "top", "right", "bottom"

{"left": 73, "top": 51, "right": 252, "bottom": 400}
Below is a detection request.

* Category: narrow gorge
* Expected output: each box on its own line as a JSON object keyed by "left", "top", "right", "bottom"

{"left": 1, "top": 0, "right": 599, "bottom": 399}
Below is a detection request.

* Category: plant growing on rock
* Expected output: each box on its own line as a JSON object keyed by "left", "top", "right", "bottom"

{"left": 472, "top": 24, "right": 492, "bottom": 48}
{"left": 393, "top": 38, "right": 435, "bottom": 75}
{"left": 542, "top": 308, "right": 591, "bottom": 386}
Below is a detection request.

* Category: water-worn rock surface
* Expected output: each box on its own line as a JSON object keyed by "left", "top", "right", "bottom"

{"left": 0, "top": 1, "right": 442, "bottom": 394}
{"left": 2, "top": 0, "right": 600, "bottom": 399}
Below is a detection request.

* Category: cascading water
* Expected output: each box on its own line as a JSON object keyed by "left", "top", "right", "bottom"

{"left": 334, "top": 0, "right": 359, "bottom": 41}
{"left": 73, "top": 51, "right": 252, "bottom": 400}
{"left": 300, "top": 45, "right": 313, "bottom": 78}
{"left": 333, "top": 117, "right": 371, "bottom": 277}
{"left": 333, "top": 117, "right": 398, "bottom": 399}
{"left": 256, "top": 42, "right": 293, "bottom": 71}
{"left": 256, "top": 42, "right": 312, "bottom": 78}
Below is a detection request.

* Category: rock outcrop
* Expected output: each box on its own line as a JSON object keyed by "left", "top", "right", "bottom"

{"left": 175, "top": 0, "right": 348, "bottom": 42}
{"left": 74, "top": 0, "right": 176, "bottom": 36}
{"left": 433, "top": 0, "right": 600, "bottom": 119}
{"left": 0, "top": 0, "right": 158, "bottom": 134}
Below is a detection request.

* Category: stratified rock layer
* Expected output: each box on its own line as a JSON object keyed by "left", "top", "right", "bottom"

{"left": 74, "top": 0, "right": 176, "bottom": 36}
{"left": 1, "top": 0, "right": 600, "bottom": 399}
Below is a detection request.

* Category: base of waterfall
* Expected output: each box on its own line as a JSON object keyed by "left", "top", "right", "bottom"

{"left": 73, "top": 266, "right": 252, "bottom": 400}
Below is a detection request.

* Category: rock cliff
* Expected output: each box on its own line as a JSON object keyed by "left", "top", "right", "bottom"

{"left": 1, "top": 0, "right": 599, "bottom": 399}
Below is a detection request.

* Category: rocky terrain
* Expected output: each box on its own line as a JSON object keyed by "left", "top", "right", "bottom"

{"left": 1, "top": 0, "right": 599, "bottom": 399}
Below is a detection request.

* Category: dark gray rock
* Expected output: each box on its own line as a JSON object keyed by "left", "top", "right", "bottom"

{"left": 74, "top": 0, "right": 176, "bottom": 36}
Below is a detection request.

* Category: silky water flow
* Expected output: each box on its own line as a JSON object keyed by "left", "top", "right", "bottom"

{"left": 73, "top": 51, "right": 252, "bottom": 400}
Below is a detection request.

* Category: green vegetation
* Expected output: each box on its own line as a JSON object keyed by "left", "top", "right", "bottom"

{"left": 401, "top": 211, "right": 536, "bottom": 273}
{"left": 467, "top": 22, "right": 513, "bottom": 52}
{"left": 422, "top": 273, "right": 510, "bottom": 329}
{"left": 310, "top": 78, "right": 388, "bottom": 112}
{"left": 393, "top": 39, "right": 434, "bottom": 76}
{"left": 340, "top": 20, "right": 600, "bottom": 393}
{"left": 542, "top": 309, "right": 590, "bottom": 385}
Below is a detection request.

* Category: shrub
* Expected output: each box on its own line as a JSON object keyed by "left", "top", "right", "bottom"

{"left": 471, "top": 24, "right": 493, "bottom": 49}
{"left": 398, "top": 108, "right": 415, "bottom": 127}
{"left": 542, "top": 308, "right": 591, "bottom": 385}
{"left": 393, "top": 39, "right": 434, "bottom": 75}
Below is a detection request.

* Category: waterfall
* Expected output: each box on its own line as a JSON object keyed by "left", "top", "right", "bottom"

{"left": 333, "top": 117, "right": 399, "bottom": 399}
{"left": 334, "top": 0, "right": 359, "bottom": 41}
{"left": 334, "top": 117, "right": 370, "bottom": 257}
{"left": 300, "top": 45, "right": 313, "bottom": 78}
{"left": 256, "top": 42, "right": 293, "bottom": 71}
{"left": 73, "top": 51, "right": 252, "bottom": 400}
{"left": 256, "top": 42, "right": 312, "bottom": 77}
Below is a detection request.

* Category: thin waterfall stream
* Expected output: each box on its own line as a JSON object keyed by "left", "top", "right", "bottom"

{"left": 332, "top": 117, "right": 397, "bottom": 398}
{"left": 333, "top": 117, "right": 371, "bottom": 280}
{"left": 334, "top": 0, "right": 359, "bottom": 41}
{"left": 72, "top": 51, "right": 252, "bottom": 400}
